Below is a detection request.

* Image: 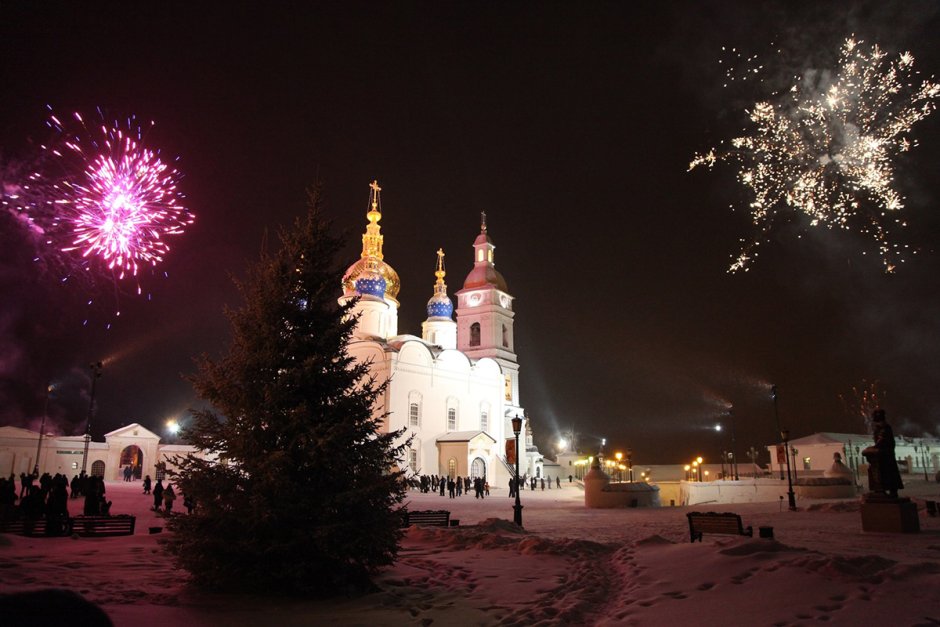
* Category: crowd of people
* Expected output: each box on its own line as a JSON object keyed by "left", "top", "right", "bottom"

{"left": 0, "top": 470, "right": 196, "bottom": 534}
{"left": 413, "top": 474, "right": 490, "bottom": 498}
{"left": 0, "top": 471, "right": 112, "bottom": 534}
{"left": 411, "top": 472, "right": 567, "bottom": 499}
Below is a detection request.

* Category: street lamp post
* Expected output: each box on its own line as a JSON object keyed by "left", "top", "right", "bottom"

{"left": 511, "top": 415, "right": 523, "bottom": 527}
{"left": 771, "top": 385, "right": 784, "bottom": 480}
{"left": 81, "top": 362, "right": 103, "bottom": 475}
{"left": 627, "top": 449, "right": 634, "bottom": 482}
{"left": 729, "top": 408, "right": 739, "bottom": 480}
{"left": 33, "top": 384, "right": 55, "bottom": 475}
{"left": 781, "top": 429, "right": 797, "bottom": 510}
{"left": 924, "top": 445, "right": 931, "bottom": 482}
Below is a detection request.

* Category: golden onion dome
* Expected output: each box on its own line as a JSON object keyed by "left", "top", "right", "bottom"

{"left": 341, "top": 179, "right": 400, "bottom": 301}
{"left": 342, "top": 258, "right": 401, "bottom": 300}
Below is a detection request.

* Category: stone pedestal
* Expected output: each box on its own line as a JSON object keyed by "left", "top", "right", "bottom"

{"left": 860, "top": 495, "right": 920, "bottom": 533}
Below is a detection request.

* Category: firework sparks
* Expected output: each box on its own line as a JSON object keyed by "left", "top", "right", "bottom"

{"left": 691, "top": 38, "right": 939, "bottom": 273}
{"left": 839, "top": 380, "right": 886, "bottom": 433}
{"left": 46, "top": 109, "right": 194, "bottom": 283}
{"left": 2, "top": 108, "right": 193, "bottom": 323}
{"left": 1, "top": 108, "right": 193, "bottom": 328}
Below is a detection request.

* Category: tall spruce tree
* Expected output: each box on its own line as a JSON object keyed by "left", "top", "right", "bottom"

{"left": 167, "top": 188, "right": 409, "bottom": 595}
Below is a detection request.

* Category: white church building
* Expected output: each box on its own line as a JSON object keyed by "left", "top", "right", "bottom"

{"left": 339, "top": 181, "right": 543, "bottom": 486}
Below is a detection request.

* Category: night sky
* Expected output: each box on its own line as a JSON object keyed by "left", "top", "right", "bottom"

{"left": 2, "top": 1, "right": 939, "bottom": 464}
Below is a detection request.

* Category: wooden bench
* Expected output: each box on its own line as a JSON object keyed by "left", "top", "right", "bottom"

{"left": 687, "top": 511, "right": 753, "bottom": 542}
{"left": 71, "top": 515, "right": 137, "bottom": 537}
{"left": 0, "top": 516, "right": 72, "bottom": 537}
{"left": 402, "top": 510, "right": 452, "bottom": 527}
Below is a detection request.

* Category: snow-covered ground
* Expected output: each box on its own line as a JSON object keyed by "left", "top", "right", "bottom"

{"left": 2, "top": 480, "right": 939, "bottom": 626}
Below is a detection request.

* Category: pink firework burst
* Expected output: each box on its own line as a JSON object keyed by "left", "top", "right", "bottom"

{"left": 47, "top": 109, "right": 194, "bottom": 286}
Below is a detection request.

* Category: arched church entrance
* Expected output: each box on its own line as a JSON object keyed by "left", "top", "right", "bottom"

{"left": 90, "top": 460, "right": 105, "bottom": 477}
{"left": 470, "top": 457, "right": 486, "bottom": 479}
{"left": 120, "top": 445, "right": 144, "bottom": 480}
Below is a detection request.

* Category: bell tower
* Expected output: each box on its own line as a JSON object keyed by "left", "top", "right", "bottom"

{"left": 455, "top": 213, "right": 520, "bottom": 408}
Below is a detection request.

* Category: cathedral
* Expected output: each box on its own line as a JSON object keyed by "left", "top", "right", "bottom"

{"left": 339, "top": 181, "right": 543, "bottom": 486}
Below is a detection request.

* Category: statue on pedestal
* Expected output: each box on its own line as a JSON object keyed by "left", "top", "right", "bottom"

{"left": 862, "top": 409, "right": 904, "bottom": 498}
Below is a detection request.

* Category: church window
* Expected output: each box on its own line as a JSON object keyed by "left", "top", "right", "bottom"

{"left": 502, "top": 324, "right": 509, "bottom": 348}
{"left": 480, "top": 411, "right": 488, "bottom": 432}
{"left": 504, "top": 375, "right": 512, "bottom": 402}
{"left": 470, "top": 323, "right": 481, "bottom": 347}
{"left": 487, "top": 249, "right": 493, "bottom": 263}
{"left": 477, "top": 249, "right": 484, "bottom": 262}
{"left": 447, "top": 458, "right": 457, "bottom": 478}
{"left": 448, "top": 408, "right": 457, "bottom": 431}
{"left": 408, "top": 448, "right": 418, "bottom": 473}
{"left": 408, "top": 391, "right": 422, "bottom": 427}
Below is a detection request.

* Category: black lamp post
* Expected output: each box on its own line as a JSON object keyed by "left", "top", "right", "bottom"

{"left": 771, "top": 385, "right": 784, "bottom": 480}
{"left": 33, "top": 384, "right": 55, "bottom": 475}
{"left": 81, "top": 362, "right": 103, "bottom": 475}
{"left": 924, "top": 444, "right": 931, "bottom": 482}
{"left": 781, "top": 429, "right": 796, "bottom": 510}
{"left": 511, "top": 414, "right": 523, "bottom": 527}
{"left": 729, "top": 407, "right": 739, "bottom": 480}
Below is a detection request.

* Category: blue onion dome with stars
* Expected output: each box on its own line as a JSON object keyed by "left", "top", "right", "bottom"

{"left": 355, "top": 270, "right": 387, "bottom": 298}
{"left": 427, "top": 293, "right": 453, "bottom": 318}
{"left": 426, "top": 248, "right": 453, "bottom": 319}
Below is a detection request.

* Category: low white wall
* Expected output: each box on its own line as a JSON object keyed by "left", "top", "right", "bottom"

{"left": 680, "top": 478, "right": 857, "bottom": 506}
{"left": 584, "top": 466, "right": 660, "bottom": 508}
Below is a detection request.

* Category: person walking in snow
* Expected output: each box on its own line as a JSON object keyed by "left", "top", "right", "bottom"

{"left": 152, "top": 479, "right": 164, "bottom": 510}
{"left": 163, "top": 485, "right": 176, "bottom": 513}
